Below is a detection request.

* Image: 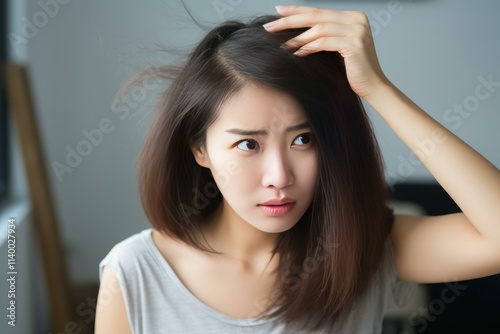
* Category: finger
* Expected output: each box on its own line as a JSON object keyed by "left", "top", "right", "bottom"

{"left": 275, "top": 5, "right": 324, "bottom": 14}
{"left": 292, "top": 36, "right": 353, "bottom": 57}
{"left": 265, "top": 6, "right": 367, "bottom": 30}
{"left": 277, "top": 5, "right": 366, "bottom": 24}
{"left": 282, "top": 22, "right": 352, "bottom": 49}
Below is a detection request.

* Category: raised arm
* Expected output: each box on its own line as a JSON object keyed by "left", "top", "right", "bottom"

{"left": 264, "top": 5, "right": 500, "bottom": 283}
{"left": 364, "top": 77, "right": 500, "bottom": 283}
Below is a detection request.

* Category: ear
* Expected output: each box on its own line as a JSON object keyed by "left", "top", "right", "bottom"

{"left": 191, "top": 145, "right": 210, "bottom": 168}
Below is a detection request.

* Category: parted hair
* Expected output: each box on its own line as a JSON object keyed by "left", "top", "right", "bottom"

{"left": 136, "top": 15, "right": 392, "bottom": 330}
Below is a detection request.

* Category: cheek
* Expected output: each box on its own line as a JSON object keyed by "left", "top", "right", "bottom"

{"left": 299, "top": 153, "right": 319, "bottom": 191}
{"left": 212, "top": 163, "right": 257, "bottom": 209}
{"left": 208, "top": 151, "right": 251, "bottom": 192}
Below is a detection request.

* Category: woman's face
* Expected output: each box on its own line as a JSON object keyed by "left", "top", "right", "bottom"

{"left": 192, "top": 84, "right": 318, "bottom": 233}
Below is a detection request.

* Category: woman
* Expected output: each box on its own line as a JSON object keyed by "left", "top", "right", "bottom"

{"left": 95, "top": 5, "right": 500, "bottom": 333}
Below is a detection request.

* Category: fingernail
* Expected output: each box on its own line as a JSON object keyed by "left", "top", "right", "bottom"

{"left": 275, "top": 5, "right": 287, "bottom": 13}
{"left": 263, "top": 21, "right": 277, "bottom": 30}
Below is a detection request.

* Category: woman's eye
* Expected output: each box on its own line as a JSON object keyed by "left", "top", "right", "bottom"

{"left": 236, "top": 139, "right": 259, "bottom": 151}
{"left": 293, "top": 133, "right": 312, "bottom": 146}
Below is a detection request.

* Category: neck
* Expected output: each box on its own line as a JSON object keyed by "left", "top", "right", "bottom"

{"left": 205, "top": 200, "right": 279, "bottom": 264}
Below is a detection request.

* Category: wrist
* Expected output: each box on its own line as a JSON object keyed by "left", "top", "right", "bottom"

{"left": 361, "top": 75, "right": 395, "bottom": 104}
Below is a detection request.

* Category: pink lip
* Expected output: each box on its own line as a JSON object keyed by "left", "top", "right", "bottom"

{"left": 258, "top": 202, "right": 295, "bottom": 216}
{"left": 260, "top": 198, "right": 295, "bottom": 206}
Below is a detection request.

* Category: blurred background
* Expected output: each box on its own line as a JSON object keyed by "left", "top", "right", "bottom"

{"left": 0, "top": 0, "right": 499, "bottom": 333}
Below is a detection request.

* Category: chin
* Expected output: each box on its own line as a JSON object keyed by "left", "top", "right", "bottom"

{"left": 252, "top": 221, "right": 299, "bottom": 234}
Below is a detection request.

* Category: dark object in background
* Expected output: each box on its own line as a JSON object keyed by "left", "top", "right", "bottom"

{"left": 390, "top": 182, "right": 500, "bottom": 334}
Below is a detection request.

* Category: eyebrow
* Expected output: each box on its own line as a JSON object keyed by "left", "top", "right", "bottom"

{"left": 225, "top": 121, "right": 310, "bottom": 136}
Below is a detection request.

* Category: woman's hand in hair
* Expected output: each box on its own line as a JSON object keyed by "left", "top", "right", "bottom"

{"left": 263, "top": 5, "right": 389, "bottom": 98}
{"left": 264, "top": 8, "right": 500, "bottom": 285}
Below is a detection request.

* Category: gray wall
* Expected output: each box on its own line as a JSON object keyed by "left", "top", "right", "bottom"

{"left": 9, "top": 0, "right": 500, "bottom": 304}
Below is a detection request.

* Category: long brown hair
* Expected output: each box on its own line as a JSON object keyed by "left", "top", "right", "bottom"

{"left": 135, "top": 15, "right": 391, "bottom": 330}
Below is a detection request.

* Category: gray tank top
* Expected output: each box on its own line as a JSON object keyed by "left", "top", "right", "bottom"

{"left": 99, "top": 229, "right": 417, "bottom": 333}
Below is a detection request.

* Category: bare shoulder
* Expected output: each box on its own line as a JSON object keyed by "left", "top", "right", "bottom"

{"left": 95, "top": 231, "right": 192, "bottom": 333}
{"left": 390, "top": 213, "right": 500, "bottom": 283}
{"left": 94, "top": 266, "right": 132, "bottom": 334}
{"left": 151, "top": 229, "right": 200, "bottom": 267}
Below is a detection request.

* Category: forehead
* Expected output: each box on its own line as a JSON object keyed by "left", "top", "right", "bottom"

{"left": 213, "top": 84, "right": 307, "bottom": 129}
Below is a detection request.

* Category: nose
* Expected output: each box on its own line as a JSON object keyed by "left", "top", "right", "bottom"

{"left": 261, "top": 150, "right": 294, "bottom": 189}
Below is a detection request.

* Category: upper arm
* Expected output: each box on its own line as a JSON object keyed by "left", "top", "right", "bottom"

{"left": 391, "top": 213, "right": 500, "bottom": 283}
{"left": 95, "top": 266, "right": 133, "bottom": 334}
